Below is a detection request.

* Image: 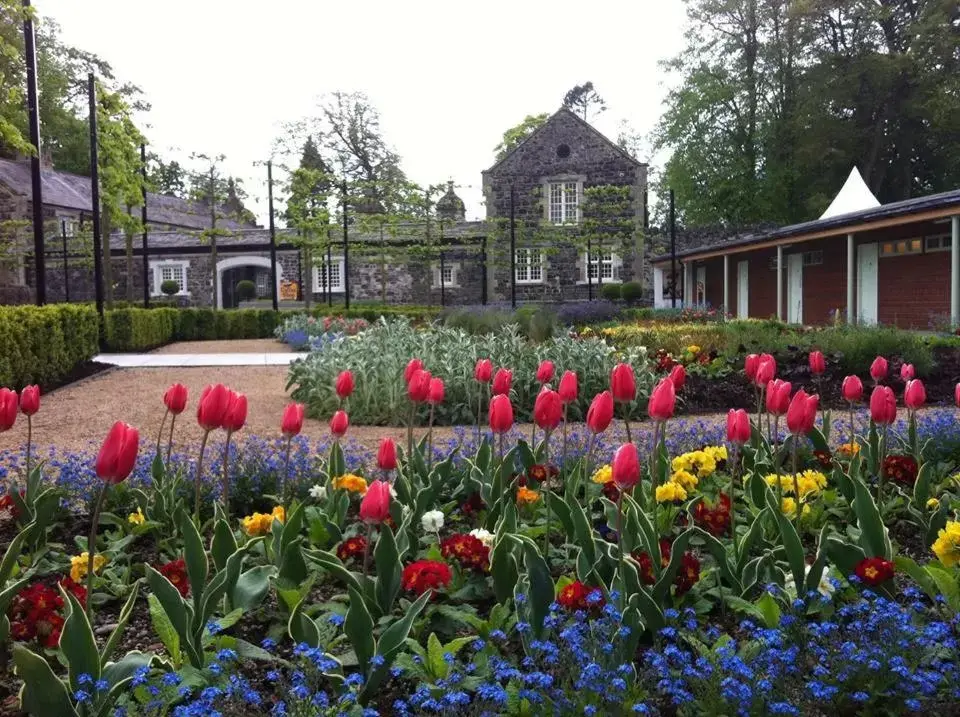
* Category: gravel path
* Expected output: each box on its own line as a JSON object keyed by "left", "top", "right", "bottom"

{"left": 150, "top": 339, "right": 291, "bottom": 354}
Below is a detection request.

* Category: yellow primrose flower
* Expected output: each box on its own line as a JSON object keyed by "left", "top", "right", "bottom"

{"left": 670, "top": 469, "right": 699, "bottom": 491}
{"left": 656, "top": 482, "right": 688, "bottom": 503}
{"left": 332, "top": 474, "right": 368, "bottom": 495}
{"left": 686, "top": 345, "right": 701, "bottom": 355}
{"left": 591, "top": 465, "right": 613, "bottom": 485}
{"left": 780, "top": 497, "right": 811, "bottom": 518}
{"left": 128, "top": 507, "right": 145, "bottom": 526}
{"left": 516, "top": 487, "right": 541, "bottom": 505}
{"left": 927, "top": 498, "right": 941, "bottom": 510}
{"left": 672, "top": 451, "right": 717, "bottom": 479}
{"left": 241, "top": 506, "right": 286, "bottom": 537}
{"left": 702, "top": 445, "right": 727, "bottom": 463}
{"left": 932, "top": 521, "right": 960, "bottom": 568}
{"left": 837, "top": 442, "right": 861, "bottom": 457}
{"left": 70, "top": 552, "right": 107, "bottom": 583}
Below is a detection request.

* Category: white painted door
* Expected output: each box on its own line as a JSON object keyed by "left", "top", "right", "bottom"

{"left": 857, "top": 243, "right": 879, "bottom": 325}
{"left": 787, "top": 253, "right": 803, "bottom": 324}
{"left": 737, "top": 260, "right": 749, "bottom": 318}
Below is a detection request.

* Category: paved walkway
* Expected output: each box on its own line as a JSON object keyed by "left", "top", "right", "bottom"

{"left": 93, "top": 352, "right": 308, "bottom": 367}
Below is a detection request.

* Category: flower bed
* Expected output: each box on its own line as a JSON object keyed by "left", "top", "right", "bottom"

{"left": 1, "top": 352, "right": 960, "bottom": 716}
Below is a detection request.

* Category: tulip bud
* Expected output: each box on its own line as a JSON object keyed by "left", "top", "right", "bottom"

{"left": 744, "top": 354, "right": 760, "bottom": 382}
{"left": 586, "top": 391, "right": 614, "bottom": 434}
{"left": 647, "top": 377, "right": 676, "bottom": 422}
{"left": 377, "top": 438, "right": 398, "bottom": 471}
{"left": 19, "top": 385, "right": 39, "bottom": 416}
{"left": 610, "top": 363, "right": 636, "bottom": 403}
{"left": 407, "top": 369, "right": 432, "bottom": 403}
{"left": 533, "top": 388, "right": 563, "bottom": 432}
{"left": 870, "top": 356, "right": 888, "bottom": 382}
{"left": 474, "top": 359, "right": 493, "bottom": 383}
{"left": 163, "top": 383, "right": 188, "bottom": 415}
{"left": 222, "top": 391, "right": 248, "bottom": 433}
{"left": 900, "top": 363, "right": 915, "bottom": 382}
{"left": 726, "top": 409, "right": 750, "bottom": 445}
{"left": 870, "top": 385, "right": 897, "bottom": 425}
{"left": 755, "top": 354, "right": 776, "bottom": 386}
{"left": 558, "top": 370, "right": 578, "bottom": 404}
{"left": 492, "top": 368, "right": 513, "bottom": 396}
{"left": 427, "top": 377, "right": 445, "bottom": 405}
{"left": 809, "top": 351, "right": 826, "bottom": 376}
{"left": 536, "top": 360, "right": 555, "bottom": 384}
{"left": 612, "top": 442, "right": 641, "bottom": 489}
{"left": 955, "top": 382, "right": 960, "bottom": 408}
{"left": 335, "top": 370, "right": 355, "bottom": 399}
{"left": 95, "top": 421, "right": 140, "bottom": 484}
{"left": 330, "top": 409, "right": 349, "bottom": 437}
{"left": 786, "top": 389, "right": 818, "bottom": 435}
{"left": 359, "top": 480, "right": 391, "bottom": 524}
{"left": 0, "top": 388, "right": 18, "bottom": 432}
{"left": 904, "top": 379, "right": 926, "bottom": 410}
{"left": 281, "top": 403, "right": 305, "bottom": 438}
{"left": 841, "top": 375, "right": 863, "bottom": 403}
{"left": 488, "top": 394, "right": 514, "bottom": 434}
{"left": 765, "top": 379, "right": 792, "bottom": 416}
{"left": 404, "top": 358, "right": 424, "bottom": 383}
{"left": 197, "top": 383, "right": 230, "bottom": 431}
{"left": 669, "top": 364, "right": 686, "bottom": 391}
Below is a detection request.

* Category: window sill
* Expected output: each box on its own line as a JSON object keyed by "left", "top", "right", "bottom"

{"left": 432, "top": 285, "right": 461, "bottom": 290}
{"left": 515, "top": 280, "right": 544, "bottom": 285}
{"left": 576, "top": 279, "right": 622, "bottom": 286}
{"left": 311, "top": 288, "right": 345, "bottom": 294}
{"left": 151, "top": 292, "right": 191, "bottom": 298}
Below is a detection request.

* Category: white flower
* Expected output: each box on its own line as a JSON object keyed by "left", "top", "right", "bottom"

{"left": 785, "top": 564, "right": 836, "bottom": 599}
{"left": 309, "top": 484, "right": 327, "bottom": 501}
{"left": 469, "top": 528, "right": 494, "bottom": 548}
{"left": 421, "top": 510, "right": 444, "bottom": 533}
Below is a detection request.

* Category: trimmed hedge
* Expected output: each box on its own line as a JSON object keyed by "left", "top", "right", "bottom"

{"left": 0, "top": 304, "right": 100, "bottom": 390}
{"left": 102, "top": 307, "right": 284, "bottom": 351}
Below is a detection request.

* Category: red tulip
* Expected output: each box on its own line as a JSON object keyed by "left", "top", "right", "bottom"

{"left": 533, "top": 388, "right": 563, "bottom": 432}
{"left": 558, "top": 370, "right": 578, "bottom": 404}
{"left": 647, "top": 377, "right": 676, "bottom": 422}
{"left": 726, "top": 409, "right": 750, "bottom": 445}
{"left": 870, "top": 356, "right": 888, "bottom": 382}
{"left": 841, "top": 375, "right": 863, "bottom": 403}
{"left": 95, "top": 421, "right": 140, "bottom": 484}
{"left": 786, "top": 389, "right": 818, "bottom": 435}
{"left": 330, "top": 409, "right": 349, "bottom": 437}
{"left": 335, "top": 370, "right": 355, "bottom": 399}
{"left": 359, "top": 480, "right": 391, "bottom": 524}
{"left": 19, "top": 385, "right": 39, "bottom": 416}
{"left": 765, "top": 379, "right": 792, "bottom": 416}
{"left": 904, "top": 379, "right": 926, "bottom": 410}
{"left": 669, "top": 364, "right": 686, "bottom": 391}
{"left": 612, "top": 442, "right": 641, "bottom": 489}
{"left": 809, "top": 351, "right": 826, "bottom": 376}
{"left": 0, "top": 388, "right": 17, "bottom": 431}
{"left": 586, "top": 391, "right": 614, "bottom": 434}
{"left": 163, "top": 383, "right": 188, "bottom": 415}
{"left": 900, "top": 363, "right": 915, "bottom": 382}
{"left": 955, "top": 382, "right": 960, "bottom": 408}
{"left": 488, "top": 394, "right": 514, "bottom": 434}
{"left": 870, "top": 385, "right": 897, "bottom": 425}
{"left": 474, "top": 359, "right": 493, "bottom": 383}
{"left": 428, "top": 377, "right": 445, "bottom": 405}
{"left": 407, "top": 369, "right": 432, "bottom": 403}
{"left": 536, "top": 360, "right": 555, "bottom": 384}
{"left": 492, "top": 368, "right": 512, "bottom": 396}
{"left": 197, "top": 383, "right": 230, "bottom": 431}
{"left": 281, "top": 403, "right": 304, "bottom": 437}
{"left": 404, "top": 358, "right": 425, "bottom": 383}
{"left": 377, "top": 438, "right": 398, "bottom": 470}
{"left": 610, "top": 363, "right": 636, "bottom": 403}
{"left": 755, "top": 354, "right": 776, "bottom": 386}
{"left": 744, "top": 354, "right": 760, "bottom": 382}
{"left": 222, "top": 391, "right": 247, "bottom": 433}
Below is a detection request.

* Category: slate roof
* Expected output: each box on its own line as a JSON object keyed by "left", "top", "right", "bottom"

{"left": 0, "top": 158, "right": 257, "bottom": 231}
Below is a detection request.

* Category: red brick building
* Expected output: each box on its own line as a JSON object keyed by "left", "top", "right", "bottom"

{"left": 652, "top": 169, "right": 960, "bottom": 329}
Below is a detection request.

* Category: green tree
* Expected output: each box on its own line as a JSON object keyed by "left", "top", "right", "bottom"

{"left": 189, "top": 153, "right": 231, "bottom": 309}
{"left": 562, "top": 82, "right": 606, "bottom": 122}
{"left": 493, "top": 113, "right": 548, "bottom": 162}
{"left": 148, "top": 155, "right": 188, "bottom": 197}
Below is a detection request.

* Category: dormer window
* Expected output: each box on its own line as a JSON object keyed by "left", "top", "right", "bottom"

{"left": 547, "top": 180, "right": 580, "bottom": 225}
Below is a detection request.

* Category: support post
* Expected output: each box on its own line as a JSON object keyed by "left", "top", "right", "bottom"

{"left": 341, "top": 181, "right": 350, "bottom": 309}
{"left": 140, "top": 143, "right": 149, "bottom": 308}
{"left": 88, "top": 73, "right": 104, "bottom": 320}
{"left": 61, "top": 220, "right": 69, "bottom": 302}
{"left": 586, "top": 236, "right": 593, "bottom": 301}
{"left": 23, "top": 0, "right": 45, "bottom": 305}
{"left": 669, "top": 188, "right": 677, "bottom": 308}
{"left": 776, "top": 245, "right": 784, "bottom": 321}
{"left": 847, "top": 233, "right": 855, "bottom": 325}
{"left": 683, "top": 262, "right": 693, "bottom": 308}
{"left": 267, "top": 160, "right": 279, "bottom": 311}
{"left": 723, "top": 254, "right": 729, "bottom": 318}
{"left": 480, "top": 235, "right": 488, "bottom": 305}
{"left": 439, "top": 251, "right": 445, "bottom": 307}
{"left": 327, "top": 244, "right": 333, "bottom": 308}
{"left": 509, "top": 184, "right": 516, "bottom": 309}
{"left": 952, "top": 216, "right": 960, "bottom": 328}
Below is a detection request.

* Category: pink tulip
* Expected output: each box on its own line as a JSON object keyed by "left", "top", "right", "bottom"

{"left": 533, "top": 388, "right": 563, "bottom": 432}
{"left": 669, "top": 364, "right": 686, "bottom": 391}
{"left": 869, "top": 385, "right": 897, "bottom": 425}
{"left": 197, "top": 384, "right": 230, "bottom": 431}
{"left": 163, "top": 383, "right": 188, "bottom": 415}
{"left": 404, "top": 358, "right": 424, "bottom": 384}
{"left": 492, "top": 368, "right": 513, "bottom": 396}
{"left": 809, "top": 351, "right": 826, "bottom": 376}
{"left": 0, "top": 389, "right": 17, "bottom": 431}
{"left": 19, "top": 385, "right": 39, "bottom": 416}
{"left": 647, "top": 377, "right": 676, "bottom": 422}
{"left": 335, "top": 370, "right": 355, "bottom": 399}
{"left": 727, "top": 409, "right": 751, "bottom": 445}
{"left": 586, "top": 391, "right": 614, "bottom": 434}
{"left": 900, "top": 363, "right": 915, "bottom": 382}
{"left": 377, "top": 438, "right": 398, "bottom": 471}
{"left": 765, "top": 379, "right": 792, "bottom": 416}
{"left": 786, "top": 389, "right": 818, "bottom": 435}
{"left": 427, "top": 377, "right": 445, "bottom": 405}
{"left": 610, "top": 363, "right": 636, "bottom": 403}
{"left": 744, "top": 354, "right": 760, "bottom": 382}
{"left": 359, "top": 480, "right": 391, "bottom": 524}
{"left": 407, "top": 369, "right": 432, "bottom": 403}
{"left": 330, "top": 409, "right": 349, "bottom": 437}
{"left": 612, "top": 442, "right": 641, "bottom": 489}
{"left": 870, "top": 356, "right": 888, "bottom": 383}
{"left": 488, "top": 394, "right": 514, "bottom": 434}
{"left": 841, "top": 375, "right": 863, "bottom": 403}
{"left": 904, "top": 379, "right": 926, "bottom": 410}
{"left": 222, "top": 391, "right": 247, "bottom": 433}
{"left": 558, "top": 371, "right": 578, "bottom": 404}
{"left": 755, "top": 354, "right": 776, "bottom": 386}
{"left": 474, "top": 359, "right": 493, "bottom": 383}
{"left": 95, "top": 421, "right": 140, "bottom": 484}
{"left": 281, "top": 403, "right": 305, "bottom": 438}
{"left": 536, "top": 360, "right": 555, "bottom": 384}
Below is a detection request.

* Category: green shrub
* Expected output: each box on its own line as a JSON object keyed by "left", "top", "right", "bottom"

{"left": 0, "top": 305, "right": 99, "bottom": 389}
{"left": 600, "top": 284, "right": 622, "bottom": 301}
{"left": 236, "top": 280, "right": 256, "bottom": 301}
{"left": 620, "top": 281, "right": 644, "bottom": 303}
{"left": 160, "top": 279, "right": 181, "bottom": 296}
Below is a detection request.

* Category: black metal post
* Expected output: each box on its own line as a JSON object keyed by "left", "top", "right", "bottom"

{"left": 439, "top": 251, "right": 446, "bottom": 307}
{"left": 586, "top": 235, "right": 593, "bottom": 301}
{"left": 140, "top": 143, "right": 150, "bottom": 308}
{"left": 327, "top": 244, "right": 333, "bottom": 308}
{"left": 669, "top": 188, "right": 677, "bottom": 308}
{"left": 61, "top": 220, "right": 69, "bottom": 302}
{"left": 296, "top": 244, "right": 303, "bottom": 301}
{"left": 267, "top": 160, "right": 279, "bottom": 311}
{"left": 509, "top": 184, "right": 516, "bottom": 309}
{"left": 341, "top": 181, "right": 350, "bottom": 309}
{"left": 643, "top": 187, "right": 649, "bottom": 230}
{"left": 480, "top": 235, "right": 488, "bottom": 305}
{"left": 23, "top": 0, "right": 44, "bottom": 305}
{"left": 88, "top": 73, "right": 104, "bottom": 319}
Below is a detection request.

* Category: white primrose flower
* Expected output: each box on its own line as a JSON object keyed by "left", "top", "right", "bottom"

{"left": 469, "top": 528, "right": 494, "bottom": 548}
{"left": 421, "top": 510, "right": 444, "bottom": 533}
{"left": 308, "top": 484, "right": 327, "bottom": 501}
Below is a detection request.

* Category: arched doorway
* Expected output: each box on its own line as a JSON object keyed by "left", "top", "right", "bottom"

{"left": 215, "top": 256, "right": 283, "bottom": 309}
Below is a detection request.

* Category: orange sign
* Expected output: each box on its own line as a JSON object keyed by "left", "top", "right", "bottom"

{"left": 280, "top": 280, "right": 299, "bottom": 301}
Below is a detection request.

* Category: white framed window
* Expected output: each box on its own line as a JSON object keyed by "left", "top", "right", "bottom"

{"left": 925, "top": 234, "right": 951, "bottom": 252}
{"left": 515, "top": 248, "right": 544, "bottom": 284}
{"left": 255, "top": 271, "right": 270, "bottom": 297}
{"left": 802, "top": 250, "right": 823, "bottom": 266}
{"left": 431, "top": 262, "right": 460, "bottom": 289}
{"left": 547, "top": 180, "right": 580, "bottom": 225}
{"left": 880, "top": 238, "right": 922, "bottom": 257}
{"left": 150, "top": 260, "right": 190, "bottom": 296}
{"left": 580, "top": 251, "right": 623, "bottom": 283}
{"left": 312, "top": 257, "right": 345, "bottom": 293}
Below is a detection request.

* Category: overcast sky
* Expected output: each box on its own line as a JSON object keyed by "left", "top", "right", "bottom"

{"left": 42, "top": 0, "right": 688, "bottom": 224}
